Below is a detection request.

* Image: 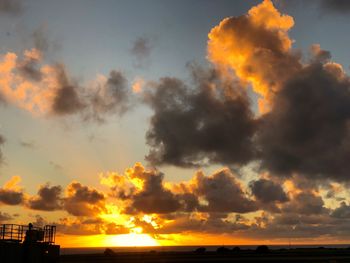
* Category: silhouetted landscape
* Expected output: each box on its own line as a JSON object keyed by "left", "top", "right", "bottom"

{"left": 60, "top": 246, "right": 350, "bottom": 263}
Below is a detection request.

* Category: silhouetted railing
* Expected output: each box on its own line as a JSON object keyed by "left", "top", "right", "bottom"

{"left": 0, "top": 224, "right": 56, "bottom": 244}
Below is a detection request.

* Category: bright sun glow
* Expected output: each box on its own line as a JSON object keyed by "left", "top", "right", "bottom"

{"left": 109, "top": 234, "right": 159, "bottom": 247}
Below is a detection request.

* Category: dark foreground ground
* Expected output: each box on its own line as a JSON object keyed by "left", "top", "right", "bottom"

{"left": 60, "top": 248, "right": 350, "bottom": 263}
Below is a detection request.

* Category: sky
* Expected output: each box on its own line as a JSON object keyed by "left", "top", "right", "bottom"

{"left": 2, "top": 0, "right": 350, "bottom": 247}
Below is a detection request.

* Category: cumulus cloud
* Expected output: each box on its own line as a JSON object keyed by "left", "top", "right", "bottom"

{"left": 125, "top": 163, "right": 181, "bottom": 214}
{"left": 141, "top": 0, "right": 350, "bottom": 184}
{"left": 191, "top": 169, "right": 257, "bottom": 213}
{"left": 331, "top": 202, "right": 350, "bottom": 218}
{"left": 102, "top": 163, "right": 256, "bottom": 215}
{"left": 207, "top": 0, "right": 301, "bottom": 112}
{"left": 63, "top": 182, "right": 106, "bottom": 217}
{"left": 28, "top": 184, "right": 63, "bottom": 211}
{"left": 0, "top": 176, "right": 24, "bottom": 205}
{"left": 144, "top": 67, "right": 256, "bottom": 167}
{"left": 250, "top": 178, "right": 288, "bottom": 203}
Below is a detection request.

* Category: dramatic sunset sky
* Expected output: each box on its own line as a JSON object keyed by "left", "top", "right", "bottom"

{"left": 2, "top": 0, "right": 350, "bottom": 247}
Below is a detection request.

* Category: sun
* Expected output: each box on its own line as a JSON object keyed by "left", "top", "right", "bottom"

{"left": 108, "top": 233, "right": 159, "bottom": 247}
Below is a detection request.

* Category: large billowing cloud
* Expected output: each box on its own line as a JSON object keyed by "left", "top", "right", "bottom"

{"left": 143, "top": 0, "right": 350, "bottom": 183}
{"left": 144, "top": 67, "right": 256, "bottom": 167}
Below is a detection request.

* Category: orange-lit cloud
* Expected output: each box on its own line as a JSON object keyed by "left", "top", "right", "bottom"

{"left": 0, "top": 49, "right": 132, "bottom": 120}
{"left": 0, "top": 176, "right": 24, "bottom": 205}
{"left": 207, "top": 0, "right": 300, "bottom": 112}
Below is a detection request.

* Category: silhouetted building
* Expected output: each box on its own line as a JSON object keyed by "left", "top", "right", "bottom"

{"left": 0, "top": 223, "right": 59, "bottom": 263}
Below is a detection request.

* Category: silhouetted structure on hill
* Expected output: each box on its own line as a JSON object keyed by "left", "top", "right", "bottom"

{"left": 0, "top": 223, "right": 59, "bottom": 263}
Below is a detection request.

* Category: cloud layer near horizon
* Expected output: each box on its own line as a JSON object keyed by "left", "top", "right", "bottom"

{"left": 1, "top": 162, "right": 350, "bottom": 243}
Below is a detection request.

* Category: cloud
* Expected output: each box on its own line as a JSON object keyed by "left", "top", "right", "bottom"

{"left": 331, "top": 202, "right": 350, "bottom": 218}
{"left": 0, "top": 49, "right": 132, "bottom": 121}
{"left": 191, "top": 168, "right": 257, "bottom": 213}
{"left": 141, "top": 0, "right": 350, "bottom": 183}
{"left": 63, "top": 182, "right": 106, "bottom": 217}
{"left": 51, "top": 64, "right": 86, "bottom": 116}
{"left": 281, "top": 191, "right": 327, "bottom": 216}
{"left": 86, "top": 70, "right": 131, "bottom": 122}
{"left": 104, "top": 163, "right": 182, "bottom": 214}
{"left": 0, "top": 0, "right": 22, "bottom": 15}
{"left": 0, "top": 212, "right": 12, "bottom": 222}
{"left": 320, "top": 0, "right": 350, "bottom": 13}
{"left": 250, "top": 178, "right": 288, "bottom": 203}
{"left": 103, "top": 163, "right": 256, "bottom": 215}
{"left": 130, "top": 37, "right": 153, "bottom": 68}
{"left": 31, "top": 24, "right": 50, "bottom": 53}
{"left": 258, "top": 62, "right": 350, "bottom": 181}
{"left": 127, "top": 163, "right": 181, "bottom": 214}
{"left": 0, "top": 134, "right": 4, "bottom": 165}
{"left": 28, "top": 184, "right": 63, "bottom": 211}
{"left": 207, "top": 0, "right": 300, "bottom": 112}
{"left": 0, "top": 176, "right": 24, "bottom": 205}
{"left": 19, "top": 139, "right": 36, "bottom": 149}
{"left": 17, "top": 49, "right": 43, "bottom": 82}
{"left": 144, "top": 66, "right": 256, "bottom": 167}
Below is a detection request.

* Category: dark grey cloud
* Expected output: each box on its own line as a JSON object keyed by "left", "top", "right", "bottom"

{"left": 281, "top": 191, "right": 327, "bottom": 216}
{"left": 331, "top": 201, "right": 350, "bottom": 218}
{"left": 144, "top": 67, "right": 256, "bottom": 167}
{"left": 258, "top": 62, "right": 350, "bottom": 181}
{"left": 320, "top": 0, "right": 350, "bottom": 13}
{"left": 0, "top": 188, "right": 23, "bottom": 205}
{"left": 28, "top": 184, "right": 63, "bottom": 211}
{"left": 123, "top": 167, "right": 182, "bottom": 214}
{"left": 87, "top": 70, "right": 131, "bottom": 122}
{"left": 63, "top": 182, "right": 106, "bottom": 217}
{"left": 51, "top": 65, "right": 86, "bottom": 116}
{"left": 47, "top": 66, "right": 132, "bottom": 121}
{"left": 0, "top": 0, "right": 22, "bottom": 15}
{"left": 17, "top": 53, "right": 43, "bottom": 82}
{"left": 154, "top": 214, "right": 249, "bottom": 235}
{"left": 130, "top": 37, "right": 153, "bottom": 68}
{"left": 193, "top": 169, "right": 257, "bottom": 213}
{"left": 250, "top": 178, "right": 289, "bottom": 203}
